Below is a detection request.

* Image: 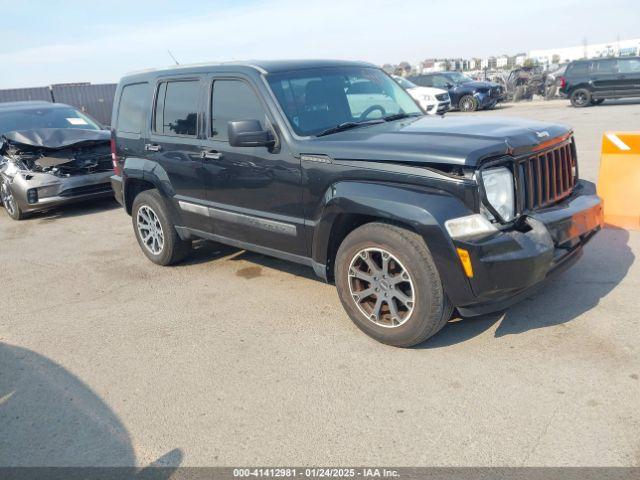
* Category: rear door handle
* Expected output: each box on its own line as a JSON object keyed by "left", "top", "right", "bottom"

{"left": 201, "top": 150, "right": 223, "bottom": 160}
{"left": 144, "top": 143, "right": 162, "bottom": 152}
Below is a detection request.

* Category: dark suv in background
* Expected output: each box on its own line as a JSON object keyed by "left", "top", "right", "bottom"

{"left": 110, "top": 60, "right": 602, "bottom": 347}
{"left": 560, "top": 56, "right": 640, "bottom": 107}
{"left": 408, "top": 72, "right": 505, "bottom": 111}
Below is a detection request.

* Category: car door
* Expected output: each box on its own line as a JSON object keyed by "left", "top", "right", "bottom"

{"left": 616, "top": 58, "right": 640, "bottom": 96}
{"left": 590, "top": 59, "right": 618, "bottom": 97}
{"left": 145, "top": 77, "right": 208, "bottom": 231}
{"left": 199, "top": 76, "right": 306, "bottom": 256}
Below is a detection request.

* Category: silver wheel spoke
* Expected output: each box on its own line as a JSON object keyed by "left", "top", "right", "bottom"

{"left": 348, "top": 247, "right": 415, "bottom": 328}
{"left": 137, "top": 205, "right": 164, "bottom": 255}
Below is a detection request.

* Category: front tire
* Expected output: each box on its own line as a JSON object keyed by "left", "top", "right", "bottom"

{"left": 458, "top": 95, "right": 478, "bottom": 112}
{"left": 335, "top": 223, "right": 453, "bottom": 347}
{"left": 132, "top": 189, "right": 192, "bottom": 265}
{"left": 570, "top": 88, "right": 592, "bottom": 107}
{"left": 0, "top": 180, "right": 26, "bottom": 221}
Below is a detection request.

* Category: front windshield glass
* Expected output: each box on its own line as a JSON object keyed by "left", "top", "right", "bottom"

{"left": 445, "top": 72, "right": 473, "bottom": 85}
{"left": 267, "top": 67, "right": 422, "bottom": 137}
{"left": 0, "top": 106, "right": 101, "bottom": 135}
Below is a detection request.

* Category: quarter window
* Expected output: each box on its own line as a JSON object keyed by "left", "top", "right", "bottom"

{"left": 618, "top": 58, "right": 640, "bottom": 73}
{"left": 211, "top": 80, "right": 265, "bottom": 141}
{"left": 154, "top": 80, "right": 199, "bottom": 136}
{"left": 117, "top": 83, "right": 148, "bottom": 134}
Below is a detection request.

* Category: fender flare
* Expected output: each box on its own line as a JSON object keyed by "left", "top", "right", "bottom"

{"left": 311, "top": 181, "right": 476, "bottom": 306}
{"left": 122, "top": 157, "right": 182, "bottom": 223}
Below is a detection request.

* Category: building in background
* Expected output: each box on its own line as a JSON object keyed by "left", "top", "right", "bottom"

{"left": 529, "top": 38, "right": 640, "bottom": 65}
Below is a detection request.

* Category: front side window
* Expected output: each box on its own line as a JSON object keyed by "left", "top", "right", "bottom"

{"left": 267, "top": 67, "right": 421, "bottom": 137}
{"left": 618, "top": 58, "right": 640, "bottom": 73}
{"left": 430, "top": 75, "right": 451, "bottom": 88}
{"left": 154, "top": 80, "right": 199, "bottom": 136}
{"left": 210, "top": 80, "right": 265, "bottom": 141}
{"left": 117, "top": 83, "right": 149, "bottom": 134}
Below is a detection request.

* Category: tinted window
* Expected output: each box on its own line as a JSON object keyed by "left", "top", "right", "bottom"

{"left": 211, "top": 80, "right": 265, "bottom": 141}
{"left": 592, "top": 59, "right": 617, "bottom": 74}
{"left": 117, "top": 83, "right": 148, "bottom": 133}
{"left": 430, "top": 75, "right": 450, "bottom": 88}
{"left": 618, "top": 58, "right": 640, "bottom": 73}
{"left": 0, "top": 106, "right": 101, "bottom": 135}
{"left": 154, "top": 80, "right": 199, "bottom": 136}
{"left": 567, "top": 62, "right": 589, "bottom": 76}
{"left": 268, "top": 67, "right": 421, "bottom": 137}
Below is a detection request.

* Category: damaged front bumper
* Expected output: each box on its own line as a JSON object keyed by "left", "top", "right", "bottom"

{"left": 453, "top": 180, "right": 603, "bottom": 316}
{"left": 2, "top": 169, "right": 114, "bottom": 214}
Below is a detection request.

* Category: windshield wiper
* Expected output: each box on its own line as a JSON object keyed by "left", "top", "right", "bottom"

{"left": 316, "top": 119, "right": 384, "bottom": 137}
{"left": 382, "top": 112, "right": 422, "bottom": 122}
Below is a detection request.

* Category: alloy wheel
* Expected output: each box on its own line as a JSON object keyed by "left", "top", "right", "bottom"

{"left": 136, "top": 205, "right": 164, "bottom": 255}
{"left": 347, "top": 247, "right": 415, "bottom": 328}
{"left": 574, "top": 91, "right": 588, "bottom": 106}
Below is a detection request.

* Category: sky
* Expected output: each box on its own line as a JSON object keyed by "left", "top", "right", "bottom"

{"left": 0, "top": 0, "right": 638, "bottom": 88}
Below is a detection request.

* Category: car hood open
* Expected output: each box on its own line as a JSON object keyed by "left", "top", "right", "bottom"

{"left": 304, "top": 115, "right": 570, "bottom": 167}
{"left": 1, "top": 128, "right": 110, "bottom": 150}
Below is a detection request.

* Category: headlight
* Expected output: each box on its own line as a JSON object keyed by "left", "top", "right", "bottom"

{"left": 481, "top": 166, "right": 515, "bottom": 222}
{"left": 422, "top": 95, "right": 433, "bottom": 101}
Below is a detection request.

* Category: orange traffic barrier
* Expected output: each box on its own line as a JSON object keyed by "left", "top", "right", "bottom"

{"left": 598, "top": 132, "right": 640, "bottom": 230}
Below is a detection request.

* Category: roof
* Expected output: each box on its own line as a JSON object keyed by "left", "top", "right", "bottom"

{"left": 0, "top": 101, "right": 70, "bottom": 112}
{"left": 123, "top": 59, "right": 376, "bottom": 80}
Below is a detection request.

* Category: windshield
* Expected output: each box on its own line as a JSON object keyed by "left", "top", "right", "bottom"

{"left": 445, "top": 72, "right": 473, "bottom": 85}
{"left": 394, "top": 76, "right": 417, "bottom": 89}
{"left": 0, "top": 106, "right": 101, "bottom": 135}
{"left": 267, "top": 67, "right": 422, "bottom": 137}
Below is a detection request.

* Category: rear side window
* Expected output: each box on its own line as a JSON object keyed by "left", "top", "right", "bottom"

{"left": 210, "top": 80, "right": 265, "bottom": 141}
{"left": 117, "top": 83, "right": 149, "bottom": 134}
{"left": 566, "top": 62, "right": 589, "bottom": 76}
{"left": 154, "top": 80, "right": 199, "bottom": 136}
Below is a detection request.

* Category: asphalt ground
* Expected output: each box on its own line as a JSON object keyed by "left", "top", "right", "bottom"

{"left": 1, "top": 98, "right": 639, "bottom": 468}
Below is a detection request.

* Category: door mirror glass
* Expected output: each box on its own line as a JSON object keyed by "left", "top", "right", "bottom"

{"left": 228, "top": 120, "right": 275, "bottom": 148}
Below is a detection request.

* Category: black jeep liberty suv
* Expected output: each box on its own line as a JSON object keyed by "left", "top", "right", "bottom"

{"left": 110, "top": 60, "right": 603, "bottom": 347}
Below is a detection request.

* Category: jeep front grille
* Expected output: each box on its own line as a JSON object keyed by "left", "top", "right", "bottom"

{"left": 517, "top": 139, "right": 578, "bottom": 211}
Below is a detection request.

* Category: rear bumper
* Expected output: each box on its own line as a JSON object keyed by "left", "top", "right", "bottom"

{"left": 454, "top": 180, "right": 603, "bottom": 316}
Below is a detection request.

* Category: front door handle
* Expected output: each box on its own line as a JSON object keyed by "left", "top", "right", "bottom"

{"left": 201, "top": 150, "right": 223, "bottom": 160}
{"left": 144, "top": 143, "right": 162, "bottom": 152}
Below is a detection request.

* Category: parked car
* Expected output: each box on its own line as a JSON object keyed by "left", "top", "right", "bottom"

{"left": 409, "top": 72, "right": 505, "bottom": 112}
{"left": 559, "top": 56, "right": 640, "bottom": 107}
{"left": 110, "top": 60, "right": 603, "bottom": 347}
{"left": 0, "top": 101, "right": 114, "bottom": 220}
{"left": 392, "top": 75, "right": 450, "bottom": 114}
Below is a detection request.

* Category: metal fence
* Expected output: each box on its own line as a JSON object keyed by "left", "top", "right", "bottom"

{"left": 0, "top": 83, "right": 117, "bottom": 126}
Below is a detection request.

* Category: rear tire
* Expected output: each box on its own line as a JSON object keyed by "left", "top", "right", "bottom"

{"left": 458, "top": 95, "right": 478, "bottom": 112}
{"left": 0, "top": 180, "right": 26, "bottom": 221}
{"left": 570, "top": 88, "right": 591, "bottom": 107}
{"left": 335, "top": 222, "right": 453, "bottom": 347}
{"left": 132, "top": 189, "right": 192, "bottom": 265}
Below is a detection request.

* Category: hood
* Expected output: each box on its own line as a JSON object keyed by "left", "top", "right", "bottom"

{"left": 303, "top": 115, "right": 570, "bottom": 166}
{"left": 409, "top": 86, "right": 449, "bottom": 97}
{"left": 1, "top": 128, "right": 110, "bottom": 150}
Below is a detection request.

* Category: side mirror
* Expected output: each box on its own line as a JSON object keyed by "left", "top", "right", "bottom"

{"left": 446, "top": 82, "right": 454, "bottom": 89}
{"left": 228, "top": 120, "right": 275, "bottom": 148}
